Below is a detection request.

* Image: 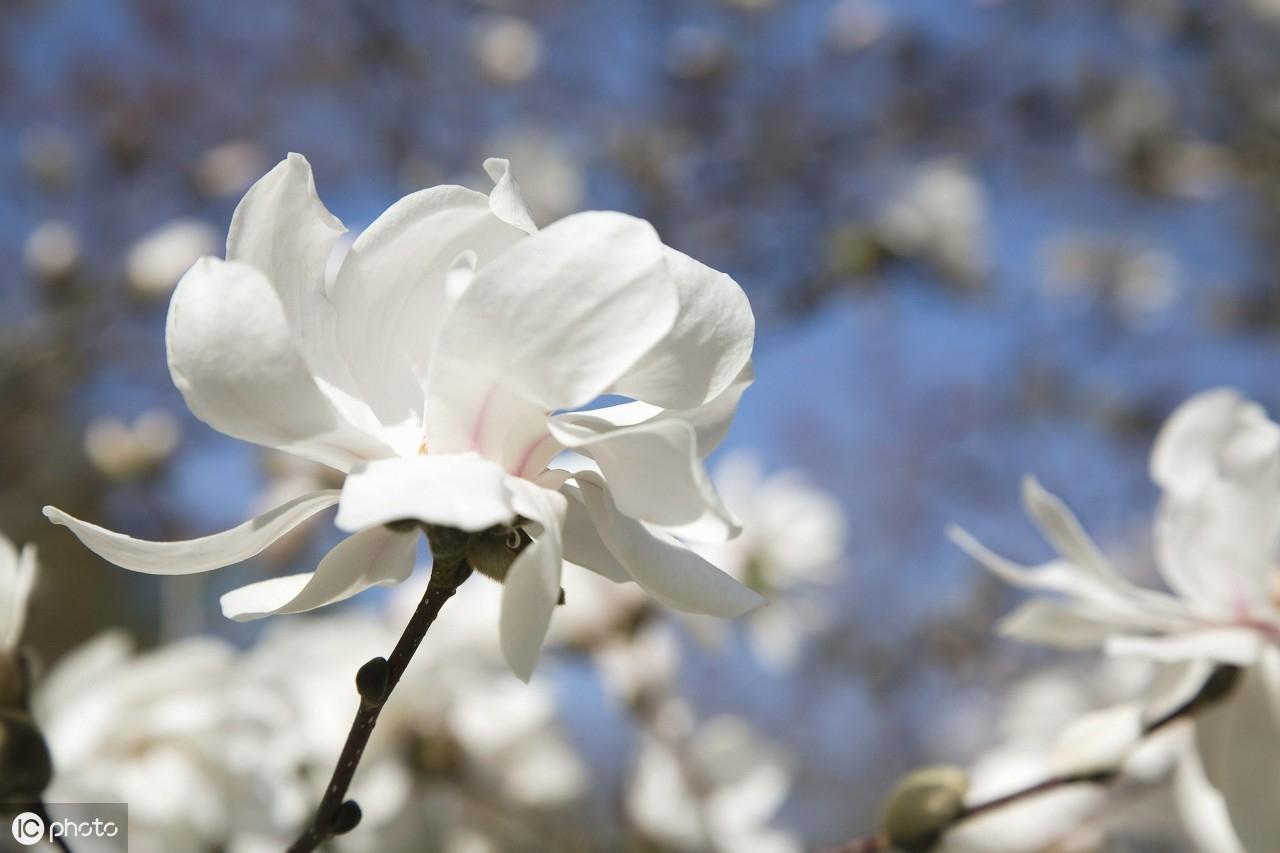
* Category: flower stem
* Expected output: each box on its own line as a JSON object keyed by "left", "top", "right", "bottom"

{"left": 287, "top": 536, "right": 472, "bottom": 853}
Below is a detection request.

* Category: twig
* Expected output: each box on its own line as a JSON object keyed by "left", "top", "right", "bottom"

{"left": 825, "top": 665, "right": 1244, "bottom": 853}
{"left": 287, "top": 528, "right": 472, "bottom": 852}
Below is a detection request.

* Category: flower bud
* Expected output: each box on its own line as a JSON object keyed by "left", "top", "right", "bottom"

{"left": 881, "top": 764, "right": 969, "bottom": 853}
{"left": 0, "top": 709, "right": 53, "bottom": 800}
{"left": 466, "top": 526, "right": 530, "bottom": 583}
{"left": 355, "top": 657, "right": 390, "bottom": 706}
{"left": 331, "top": 800, "right": 362, "bottom": 835}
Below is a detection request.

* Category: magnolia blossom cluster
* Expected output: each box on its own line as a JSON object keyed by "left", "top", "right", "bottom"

{"left": 949, "top": 388, "right": 1280, "bottom": 852}
{"left": 0, "top": 528, "right": 806, "bottom": 852}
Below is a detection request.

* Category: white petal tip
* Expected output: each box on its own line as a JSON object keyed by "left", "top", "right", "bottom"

{"left": 945, "top": 524, "right": 984, "bottom": 557}
{"left": 1020, "top": 474, "right": 1046, "bottom": 503}
{"left": 483, "top": 157, "right": 510, "bottom": 179}
{"left": 218, "top": 594, "right": 268, "bottom": 622}
{"left": 732, "top": 589, "right": 769, "bottom": 616}
{"left": 505, "top": 657, "right": 537, "bottom": 683}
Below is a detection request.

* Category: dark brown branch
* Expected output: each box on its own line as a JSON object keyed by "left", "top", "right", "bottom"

{"left": 287, "top": 535, "right": 472, "bottom": 853}
{"left": 825, "top": 664, "right": 1244, "bottom": 853}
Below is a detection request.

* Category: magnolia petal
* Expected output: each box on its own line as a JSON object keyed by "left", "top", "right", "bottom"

{"left": 484, "top": 158, "right": 538, "bottom": 234}
{"left": 560, "top": 482, "right": 629, "bottom": 583}
{"left": 998, "top": 600, "right": 1123, "bottom": 648}
{"left": 1105, "top": 627, "right": 1265, "bottom": 666}
{"left": 220, "top": 525, "right": 418, "bottom": 620}
{"left": 224, "top": 155, "right": 385, "bottom": 434}
{"left": 576, "top": 472, "right": 764, "bottom": 617}
{"left": 423, "top": 211, "right": 678, "bottom": 459}
{"left": 558, "top": 362, "right": 753, "bottom": 462}
{"left": 1151, "top": 388, "right": 1249, "bottom": 498}
{"left": 445, "top": 250, "right": 478, "bottom": 304}
{"left": 225, "top": 153, "right": 344, "bottom": 342}
{"left": 499, "top": 480, "right": 568, "bottom": 681}
{"left": 1156, "top": 477, "right": 1280, "bottom": 620}
{"left": 611, "top": 245, "right": 754, "bottom": 409}
{"left": 1194, "top": 647, "right": 1280, "bottom": 853}
{"left": 1049, "top": 703, "right": 1144, "bottom": 777}
{"left": 43, "top": 490, "right": 341, "bottom": 576}
{"left": 1174, "top": 745, "right": 1247, "bottom": 853}
{"left": 0, "top": 539, "right": 36, "bottom": 650}
{"left": 948, "top": 525, "right": 1188, "bottom": 633}
{"left": 335, "top": 453, "right": 516, "bottom": 534}
{"left": 167, "top": 258, "right": 390, "bottom": 470}
{"left": 330, "top": 185, "right": 527, "bottom": 436}
{"left": 549, "top": 415, "right": 738, "bottom": 540}
{"left": 1020, "top": 478, "right": 1130, "bottom": 589}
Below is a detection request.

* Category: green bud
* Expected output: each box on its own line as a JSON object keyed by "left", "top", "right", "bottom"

{"left": 0, "top": 709, "right": 53, "bottom": 800}
{"left": 466, "top": 526, "right": 530, "bottom": 583}
{"left": 424, "top": 525, "right": 472, "bottom": 562}
{"left": 881, "top": 764, "right": 969, "bottom": 853}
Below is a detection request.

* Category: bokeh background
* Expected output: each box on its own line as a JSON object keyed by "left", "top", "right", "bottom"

{"left": 4, "top": 0, "right": 1280, "bottom": 850}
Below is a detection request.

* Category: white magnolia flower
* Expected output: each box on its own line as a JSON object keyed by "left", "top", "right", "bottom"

{"left": 37, "top": 619, "right": 419, "bottom": 853}
{"left": 24, "top": 220, "right": 81, "bottom": 286}
{"left": 471, "top": 16, "right": 542, "bottom": 84}
{"left": 0, "top": 532, "right": 36, "bottom": 653}
{"left": 124, "top": 218, "right": 221, "bottom": 299}
{"left": 952, "top": 388, "right": 1280, "bottom": 851}
{"left": 446, "top": 676, "right": 587, "bottom": 808}
{"left": 625, "top": 709, "right": 799, "bottom": 853}
{"left": 37, "top": 633, "right": 300, "bottom": 853}
{"left": 46, "top": 153, "right": 763, "bottom": 680}
{"left": 83, "top": 409, "right": 181, "bottom": 482}
{"left": 690, "top": 452, "right": 846, "bottom": 669}
{"left": 940, "top": 660, "right": 1195, "bottom": 853}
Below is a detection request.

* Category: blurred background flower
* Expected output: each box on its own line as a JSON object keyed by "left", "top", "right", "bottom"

{"left": 4, "top": 0, "right": 1280, "bottom": 848}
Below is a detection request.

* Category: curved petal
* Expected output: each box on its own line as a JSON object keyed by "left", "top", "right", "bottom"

{"left": 610, "top": 245, "right": 755, "bottom": 409}
{"left": 500, "top": 480, "right": 568, "bottom": 681}
{"left": 549, "top": 414, "right": 738, "bottom": 540}
{"left": 559, "top": 362, "right": 753, "bottom": 461}
{"left": 484, "top": 158, "right": 538, "bottom": 234}
{"left": 43, "top": 490, "right": 341, "bottom": 576}
{"left": 422, "top": 211, "right": 678, "bottom": 461}
{"left": 330, "top": 185, "right": 527, "bottom": 439}
{"left": 225, "top": 154, "right": 386, "bottom": 439}
{"left": 0, "top": 539, "right": 36, "bottom": 650}
{"left": 997, "top": 599, "right": 1125, "bottom": 649}
{"left": 1105, "top": 628, "right": 1265, "bottom": 666}
{"left": 335, "top": 453, "right": 516, "bottom": 534}
{"left": 1020, "top": 477, "right": 1129, "bottom": 590}
{"left": 1156, "top": 476, "right": 1280, "bottom": 620}
{"left": 1151, "top": 388, "right": 1249, "bottom": 498}
{"left": 1174, "top": 748, "right": 1246, "bottom": 853}
{"left": 167, "top": 258, "right": 392, "bottom": 469}
{"left": 1193, "top": 647, "right": 1280, "bottom": 853}
{"left": 947, "top": 525, "right": 1189, "bottom": 633}
{"left": 1048, "top": 704, "right": 1143, "bottom": 777}
{"left": 576, "top": 473, "right": 763, "bottom": 617}
{"left": 226, "top": 153, "right": 344, "bottom": 345}
{"left": 560, "top": 482, "right": 628, "bottom": 582}
{"left": 220, "top": 525, "right": 418, "bottom": 621}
